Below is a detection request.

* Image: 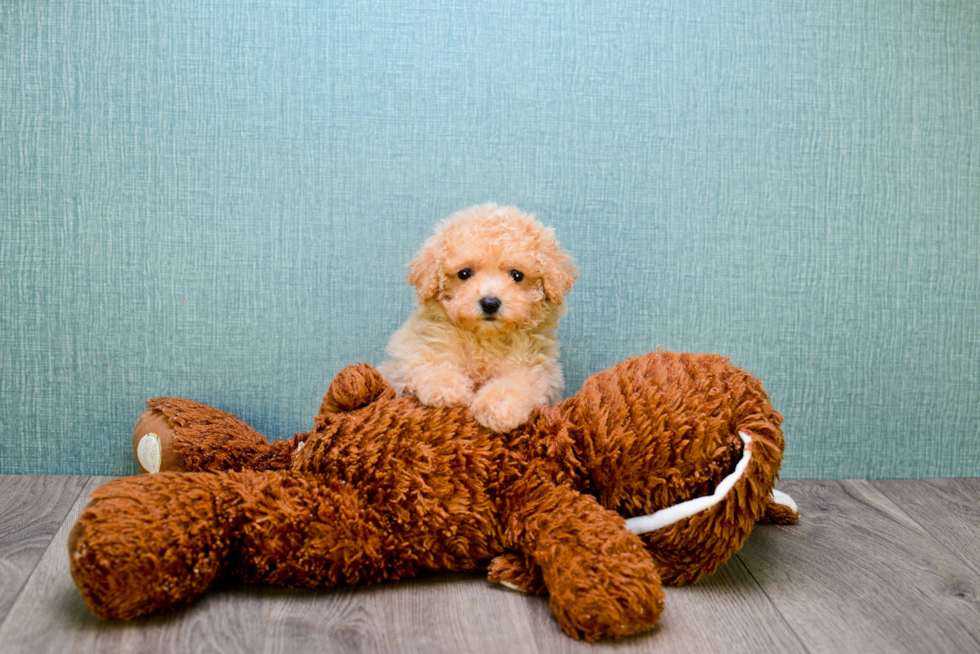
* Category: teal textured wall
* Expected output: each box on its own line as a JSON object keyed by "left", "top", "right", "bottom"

{"left": 1, "top": 1, "right": 977, "bottom": 477}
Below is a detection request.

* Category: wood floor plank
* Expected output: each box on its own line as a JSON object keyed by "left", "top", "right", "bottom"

{"left": 263, "top": 572, "right": 540, "bottom": 654}
{"left": 0, "top": 476, "right": 272, "bottom": 654}
{"left": 872, "top": 479, "right": 980, "bottom": 578}
{"left": 669, "top": 556, "right": 808, "bottom": 654}
{"left": 737, "top": 479, "right": 980, "bottom": 654}
{"left": 515, "top": 543, "right": 807, "bottom": 654}
{"left": 0, "top": 474, "right": 90, "bottom": 626}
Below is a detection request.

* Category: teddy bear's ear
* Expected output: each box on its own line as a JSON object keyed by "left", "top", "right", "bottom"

{"left": 320, "top": 364, "right": 395, "bottom": 414}
{"left": 406, "top": 238, "right": 442, "bottom": 301}
{"left": 541, "top": 248, "right": 578, "bottom": 304}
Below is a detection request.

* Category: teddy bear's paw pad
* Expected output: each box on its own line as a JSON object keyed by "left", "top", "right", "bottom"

{"left": 760, "top": 489, "right": 800, "bottom": 524}
{"left": 132, "top": 408, "right": 184, "bottom": 473}
{"left": 488, "top": 553, "right": 546, "bottom": 594}
{"left": 136, "top": 433, "right": 162, "bottom": 473}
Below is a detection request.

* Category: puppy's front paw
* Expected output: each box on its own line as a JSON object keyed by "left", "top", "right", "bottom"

{"left": 415, "top": 380, "right": 475, "bottom": 408}
{"left": 471, "top": 382, "right": 535, "bottom": 433}
{"left": 472, "top": 401, "right": 529, "bottom": 433}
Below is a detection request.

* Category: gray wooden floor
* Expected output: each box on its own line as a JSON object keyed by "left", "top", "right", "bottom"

{"left": 0, "top": 476, "right": 977, "bottom": 654}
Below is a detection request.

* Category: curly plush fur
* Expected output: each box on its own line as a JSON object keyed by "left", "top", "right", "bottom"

{"left": 69, "top": 352, "right": 798, "bottom": 642}
{"left": 379, "top": 204, "right": 577, "bottom": 432}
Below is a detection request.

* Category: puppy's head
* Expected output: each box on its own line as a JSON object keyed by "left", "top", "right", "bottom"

{"left": 407, "top": 204, "right": 577, "bottom": 333}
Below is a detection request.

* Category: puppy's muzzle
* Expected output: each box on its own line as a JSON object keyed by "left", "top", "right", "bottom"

{"left": 479, "top": 296, "right": 502, "bottom": 317}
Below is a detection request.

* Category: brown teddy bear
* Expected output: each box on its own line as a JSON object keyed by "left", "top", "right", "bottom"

{"left": 68, "top": 351, "right": 798, "bottom": 641}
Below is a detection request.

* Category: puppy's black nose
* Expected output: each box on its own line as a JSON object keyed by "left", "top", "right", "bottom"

{"left": 480, "top": 297, "right": 502, "bottom": 315}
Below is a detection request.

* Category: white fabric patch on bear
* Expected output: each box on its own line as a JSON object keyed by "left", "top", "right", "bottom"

{"left": 625, "top": 432, "right": 753, "bottom": 535}
{"left": 770, "top": 488, "right": 798, "bottom": 513}
{"left": 137, "top": 433, "right": 162, "bottom": 474}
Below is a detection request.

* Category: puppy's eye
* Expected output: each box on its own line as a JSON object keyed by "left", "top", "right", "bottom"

{"left": 509, "top": 270, "right": 524, "bottom": 283}
{"left": 457, "top": 268, "right": 473, "bottom": 280}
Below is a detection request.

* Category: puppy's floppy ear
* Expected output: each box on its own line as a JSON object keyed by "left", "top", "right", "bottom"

{"left": 406, "top": 238, "right": 442, "bottom": 300}
{"left": 540, "top": 249, "right": 578, "bottom": 304}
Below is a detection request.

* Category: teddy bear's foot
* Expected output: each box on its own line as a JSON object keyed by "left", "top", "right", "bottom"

{"left": 135, "top": 433, "right": 160, "bottom": 472}
{"left": 488, "top": 553, "right": 546, "bottom": 594}
{"left": 69, "top": 472, "right": 242, "bottom": 619}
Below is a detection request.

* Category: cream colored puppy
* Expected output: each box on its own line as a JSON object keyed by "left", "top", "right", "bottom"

{"left": 380, "top": 204, "right": 577, "bottom": 433}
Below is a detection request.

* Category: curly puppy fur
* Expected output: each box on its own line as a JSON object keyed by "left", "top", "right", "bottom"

{"left": 380, "top": 204, "right": 577, "bottom": 432}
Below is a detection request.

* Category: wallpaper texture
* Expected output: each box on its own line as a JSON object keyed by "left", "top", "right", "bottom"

{"left": 1, "top": 0, "right": 977, "bottom": 476}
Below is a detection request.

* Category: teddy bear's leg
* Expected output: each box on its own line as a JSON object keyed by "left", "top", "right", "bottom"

{"left": 69, "top": 470, "right": 424, "bottom": 621}
{"left": 68, "top": 471, "right": 246, "bottom": 619}
{"left": 225, "top": 473, "right": 422, "bottom": 587}
{"left": 501, "top": 477, "right": 665, "bottom": 642}
{"left": 132, "top": 398, "right": 298, "bottom": 473}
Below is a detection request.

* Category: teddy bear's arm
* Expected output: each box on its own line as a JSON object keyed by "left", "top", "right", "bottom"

{"left": 499, "top": 475, "right": 665, "bottom": 642}
{"left": 133, "top": 398, "right": 298, "bottom": 473}
{"left": 132, "top": 365, "right": 395, "bottom": 474}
